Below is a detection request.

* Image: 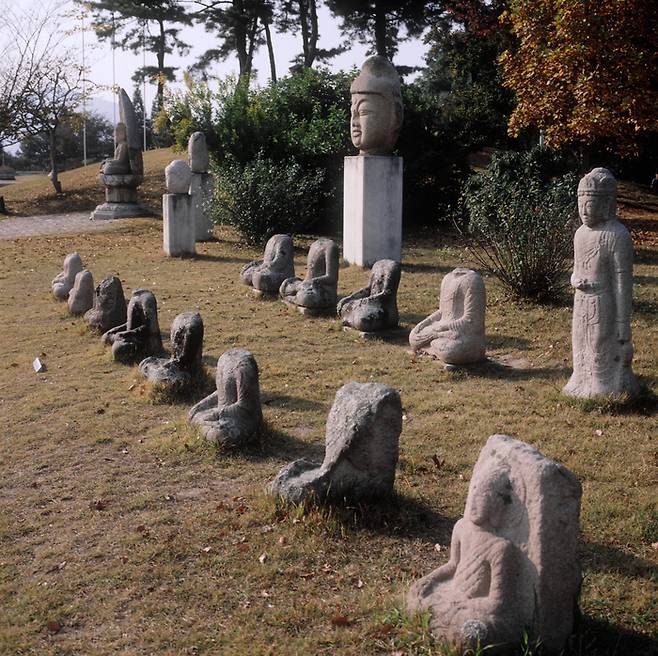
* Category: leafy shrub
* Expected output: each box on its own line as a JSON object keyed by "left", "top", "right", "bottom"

{"left": 211, "top": 154, "right": 326, "bottom": 247}
{"left": 461, "top": 147, "right": 579, "bottom": 302}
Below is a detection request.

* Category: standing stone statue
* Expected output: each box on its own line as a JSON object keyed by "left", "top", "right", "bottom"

{"left": 163, "top": 159, "right": 195, "bottom": 257}
{"left": 409, "top": 268, "right": 486, "bottom": 365}
{"left": 240, "top": 233, "right": 295, "bottom": 295}
{"left": 344, "top": 56, "right": 404, "bottom": 267}
{"left": 338, "top": 259, "right": 401, "bottom": 333}
{"left": 102, "top": 289, "right": 162, "bottom": 362}
{"left": 188, "top": 132, "right": 214, "bottom": 241}
{"left": 407, "top": 434, "right": 581, "bottom": 655}
{"left": 563, "top": 168, "right": 640, "bottom": 399}
{"left": 68, "top": 270, "right": 94, "bottom": 316}
{"left": 279, "top": 238, "right": 339, "bottom": 315}
{"left": 84, "top": 275, "right": 127, "bottom": 333}
{"left": 139, "top": 312, "right": 204, "bottom": 391}
{"left": 91, "top": 89, "right": 145, "bottom": 220}
{"left": 188, "top": 348, "right": 262, "bottom": 447}
{"left": 270, "top": 382, "right": 402, "bottom": 503}
{"left": 52, "top": 252, "right": 84, "bottom": 300}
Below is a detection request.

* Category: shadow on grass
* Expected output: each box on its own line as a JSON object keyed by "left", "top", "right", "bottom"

{"left": 572, "top": 614, "right": 658, "bottom": 656}
{"left": 454, "top": 358, "right": 571, "bottom": 382}
{"left": 634, "top": 273, "right": 658, "bottom": 286}
{"left": 486, "top": 334, "right": 532, "bottom": 350}
{"left": 221, "top": 423, "right": 324, "bottom": 464}
{"left": 193, "top": 252, "right": 252, "bottom": 264}
{"left": 261, "top": 393, "right": 324, "bottom": 412}
{"left": 565, "top": 383, "right": 658, "bottom": 417}
{"left": 401, "top": 262, "right": 454, "bottom": 275}
{"left": 634, "top": 298, "right": 658, "bottom": 320}
{"left": 581, "top": 540, "right": 658, "bottom": 583}
{"left": 635, "top": 247, "right": 658, "bottom": 265}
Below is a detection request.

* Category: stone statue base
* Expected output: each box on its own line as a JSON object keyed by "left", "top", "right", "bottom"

{"left": 91, "top": 173, "right": 146, "bottom": 220}
{"left": 284, "top": 301, "right": 334, "bottom": 317}
{"left": 190, "top": 172, "right": 214, "bottom": 241}
{"left": 163, "top": 193, "right": 195, "bottom": 257}
{"left": 343, "top": 156, "right": 402, "bottom": 267}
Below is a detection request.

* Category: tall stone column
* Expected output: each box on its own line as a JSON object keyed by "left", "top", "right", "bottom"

{"left": 188, "top": 132, "right": 214, "bottom": 241}
{"left": 343, "top": 56, "right": 404, "bottom": 267}
{"left": 163, "top": 160, "right": 195, "bottom": 257}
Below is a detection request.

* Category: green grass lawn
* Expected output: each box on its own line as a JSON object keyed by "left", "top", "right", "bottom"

{"left": 0, "top": 222, "right": 656, "bottom": 655}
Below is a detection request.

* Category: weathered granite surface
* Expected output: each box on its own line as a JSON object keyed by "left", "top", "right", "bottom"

{"left": 188, "top": 348, "right": 262, "bottom": 447}
{"left": 409, "top": 268, "right": 486, "bottom": 365}
{"left": 350, "top": 56, "right": 403, "bottom": 156}
{"left": 338, "top": 259, "right": 400, "bottom": 332}
{"left": 68, "top": 270, "right": 94, "bottom": 315}
{"left": 563, "top": 168, "right": 640, "bottom": 399}
{"left": 165, "top": 159, "right": 193, "bottom": 194}
{"left": 279, "top": 238, "right": 339, "bottom": 314}
{"left": 407, "top": 434, "right": 581, "bottom": 654}
{"left": 139, "top": 311, "right": 204, "bottom": 390}
{"left": 52, "top": 252, "right": 83, "bottom": 301}
{"left": 102, "top": 289, "right": 162, "bottom": 362}
{"left": 270, "top": 382, "right": 402, "bottom": 503}
{"left": 188, "top": 132, "right": 209, "bottom": 173}
{"left": 84, "top": 275, "right": 127, "bottom": 333}
{"left": 241, "top": 234, "right": 295, "bottom": 294}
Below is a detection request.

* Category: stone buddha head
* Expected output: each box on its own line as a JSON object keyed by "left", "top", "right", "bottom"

{"left": 465, "top": 467, "right": 513, "bottom": 529}
{"left": 577, "top": 167, "right": 617, "bottom": 227}
{"left": 350, "top": 56, "right": 403, "bottom": 156}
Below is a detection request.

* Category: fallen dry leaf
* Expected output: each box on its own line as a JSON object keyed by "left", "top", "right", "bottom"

{"left": 46, "top": 620, "right": 62, "bottom": 633}
{"left": 331, "top": 615, "right": 351, "bottom": 627}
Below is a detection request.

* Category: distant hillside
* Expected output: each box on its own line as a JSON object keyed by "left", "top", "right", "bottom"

{"left": 0, "top": 148, "right": 177, "bottom": 217}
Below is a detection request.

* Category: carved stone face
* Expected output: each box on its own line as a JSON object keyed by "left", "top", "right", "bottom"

{"left": 465, "top": 469, "right": 512, "bottom": 529}
{"left": 578, "top": 193, "right": 613, "bottom": 227}
{"left": 351, "top": 93, "right": 400, "bottom": 156}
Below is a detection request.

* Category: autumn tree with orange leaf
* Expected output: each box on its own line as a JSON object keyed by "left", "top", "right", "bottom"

{"left": 500, "top": 0, "right": 658, "bottom": 160}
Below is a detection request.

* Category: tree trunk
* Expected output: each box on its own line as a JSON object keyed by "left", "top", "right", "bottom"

{"left": 49, "top": 128, "right": 62, "bottom": 194}
{"left": 244, "top": 15, "right": 259, "bottom": 83}
{"left": 374, "top": 0, "right": 387, "bottom": 58}
{"left": 234, "top": 0, "right": 250, "bottom": 85}
{"left": 156, "top": 19, "right": 166, "bottom": 111}
{"left": 307, "top": 0, "right": 318, "bottom": 67}
{"left": 263, "top": 18, "right": 277, "bottom": 82}
{"left": 299, "top": 0, "right": 310, "bottom": 66}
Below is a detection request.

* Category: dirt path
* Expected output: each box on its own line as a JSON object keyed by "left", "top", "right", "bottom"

{"left": 0, "top": 212, "right": 151, "bottom": 240}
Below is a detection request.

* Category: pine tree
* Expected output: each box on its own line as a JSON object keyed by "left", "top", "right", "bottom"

{"left": 80, "top": 0, "right": 192, "bottom": 112}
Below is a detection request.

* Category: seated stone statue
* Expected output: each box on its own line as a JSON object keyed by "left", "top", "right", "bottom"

{"left": 337, "top": 259, "right": 400, "bottom": 332}
{"left": 407, "top": 434, "right": 582, "bottom": 654}
{"left": 240, "top": 234, "right": 295, "bottom": 295}
{"left": 85, "top": 275, "right": 127, "bottom": 333}
{"left": 102, "top": 289, "right": 162, "bottom": 362}
{"left": 52, "top": 252, "right": 83, "bottom": 300}
{"left": 139, "top": 312, "right": 204, "bottom": 391}
{"left": 279, "top": 238, "right": 339, "bottom": 314}
{"left": 68, "top": 270, "right": 94, "bottom": 316}
{"left": 101, "top": 123, "right": 131, "bottom": 175}
{"left": 270, "top": 382, "right": 402, "bottom": 504}
{"left": 409, "top": 268, "right": 486, "bottom": 365}
{"left": 188, "top": 348, "right": 262, "bottom": 447}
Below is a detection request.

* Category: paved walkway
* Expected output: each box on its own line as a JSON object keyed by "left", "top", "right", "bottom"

{"left": 0, "top": 212, "right": 142, "bottom": 240}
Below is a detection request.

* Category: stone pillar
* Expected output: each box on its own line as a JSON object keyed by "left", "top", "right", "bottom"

{"left": 343, "top": 155, "right": 402, "bottom": 267}
{"left": 163, "top": 194, "right": 195, "bottom": 257}
{"left": 190, "top": 172, "right": 214, "bottom": 241}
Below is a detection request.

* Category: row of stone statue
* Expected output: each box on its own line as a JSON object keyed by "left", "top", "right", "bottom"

{"left": 51, "top": 255, "right": 582, "bottom": 654}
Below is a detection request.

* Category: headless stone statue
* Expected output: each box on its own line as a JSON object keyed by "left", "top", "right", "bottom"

{"left": 407, "top": 434, "right": 581, "bottom": 655}
{"left": 102, "top": 289, "right": 162, "bottom": 363}
{"left": 270, "top": 382, "right": 402, "bottom": 503}
{"left": 279, "top": 238, "right": 339, "bottom": 314}
{"left": 563, "top": 168, "right": 640, "bottom": 399}
{"left": 139, "top": 312, "right": 204, "bottom": 391}
{"left": 350, "top": 56, "right": 403, "bottom": 156}
{"left": 338, "top": 259, "right": 401, "bottom": 333}
{"left": 52, "top": 252, "right": 83, "bottom": 301}
{"left": 241, "top": 233, "right": 295, "bottom": 295}
{"left": 409, "top": 268, "right": 486, "bottom": 365}
{"left": 188, "top": 348, "right": 262, "bottom": 447}
{"left": 68, "top": 270, "right": 94, "bottom": 316}
{"left": 101, "top": 123, "right": 131, "bottom": 175}
{"left": 84, "top": 275, "right": 127, "bottom": 333}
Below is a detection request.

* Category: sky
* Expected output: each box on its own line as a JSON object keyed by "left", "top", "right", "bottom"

{"left": 60, "top": 1, "right": 430, "bottom": 122}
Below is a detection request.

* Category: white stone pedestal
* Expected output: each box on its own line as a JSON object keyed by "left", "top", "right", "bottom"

{"left": 343, "top": 156, "right": 402, "bottom": 267}
{"left": 163, "top": 193, "right": 195, "bottom": 257}
{"left": 190, "top": 172, "right": 214, "bottom": 241}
